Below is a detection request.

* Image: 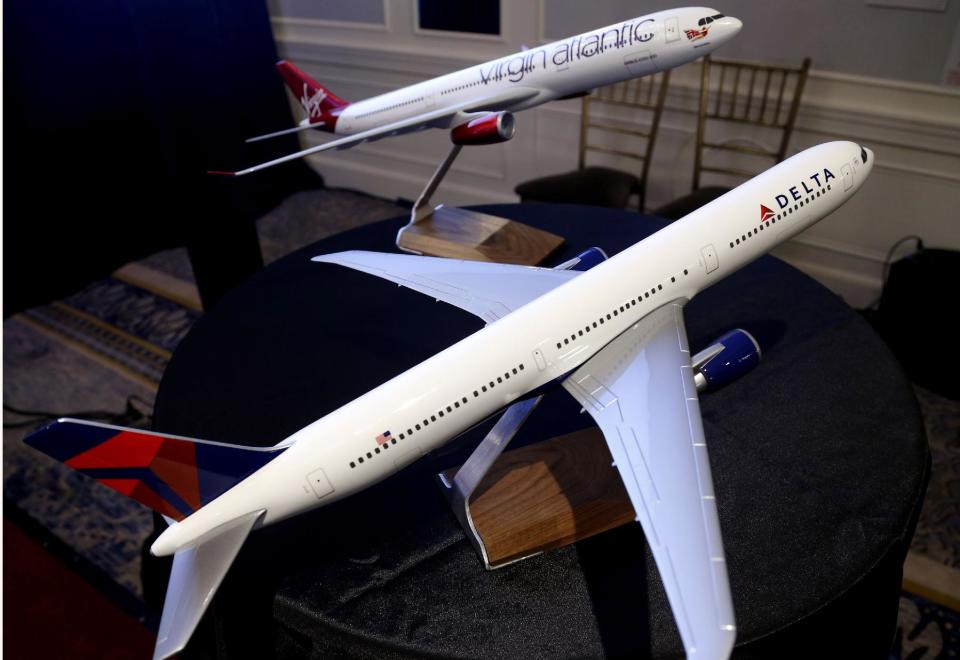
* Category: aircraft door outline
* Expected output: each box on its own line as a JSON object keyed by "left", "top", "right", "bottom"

{"left": 841, "top": 164, "right": 854, "bottom": 191}
{"left": 533, "top": 347, "right": 548, "bottom": 370}
{"left": 306, "top": 468, "right": 335, "bottom": 500}
{"left": 701, "top": 244, "right": 719, "bottom": 274}
{"left": 665, "top": 17, "right": 680, "bottom": 42}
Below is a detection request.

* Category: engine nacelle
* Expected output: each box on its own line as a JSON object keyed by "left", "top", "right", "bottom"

{"left": 555, "top": 247, "right": 609, "bottom": 272}
{"left": 692, "top": 329, "right": 761, "bottom": 392}
{"left": 451, "top": 111, "right": 516, "bottom": 146}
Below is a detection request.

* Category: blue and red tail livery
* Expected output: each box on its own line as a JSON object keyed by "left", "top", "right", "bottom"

{"left": 25, "top": 419, "right": 283, "bottom": 521}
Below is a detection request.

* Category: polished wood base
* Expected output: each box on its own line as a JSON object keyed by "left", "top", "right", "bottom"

{"left": 398, "top": 205, "right": 564, "bottom": 265}
{"left": 440, "top": 428, "right": 636, "bottom": 568}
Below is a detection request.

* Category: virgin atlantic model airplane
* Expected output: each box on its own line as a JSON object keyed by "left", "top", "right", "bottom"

{"left": 28, "top": 141, "right": 874, "bottom": 659}
{"left": 210, "top": 7, "right": 742, "bottom": 176}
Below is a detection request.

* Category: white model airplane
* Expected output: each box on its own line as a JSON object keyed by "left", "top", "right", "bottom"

{"left": 210, "top": 7, "right": 742, "bottom": 176}
{"left": 28, "top": 141, "right": 873, "bottom": 658}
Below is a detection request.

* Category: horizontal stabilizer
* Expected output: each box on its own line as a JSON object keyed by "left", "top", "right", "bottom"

{"left": 154, "top": 510, "right": 264, "bottom": 660}
{"left": 245, "top": 122, "right": 324, "bottom": 143}
{"left": 25, "top": 419, "right": 283, "bottom": 521}
{"left": 210, "top": 87, "right": 539, "bottom": 176}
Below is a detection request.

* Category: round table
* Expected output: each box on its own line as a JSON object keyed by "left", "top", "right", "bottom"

{"left": 153, "top": 204, "right": 928, "bottom": 659}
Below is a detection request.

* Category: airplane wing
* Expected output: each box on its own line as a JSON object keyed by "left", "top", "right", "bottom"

{"left": 312, "top": 250, "right": 578, "bottom": 323}
{"left": 213, "top": 87, "right": 540, "bottom": 176}
{"left": 562, "top": 299, "right": 736, "bottom": 659}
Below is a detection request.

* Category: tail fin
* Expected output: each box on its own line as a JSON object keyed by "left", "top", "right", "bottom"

{"left": 25, "top": 419, "right": 283, "bottom": 521}
{"left": 276, "top": 60, "right": 349, "bottom": 122}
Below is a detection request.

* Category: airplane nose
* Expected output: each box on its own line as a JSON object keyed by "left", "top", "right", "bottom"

{"left": 723, "top": 17, "right": 743, "bottom": 33}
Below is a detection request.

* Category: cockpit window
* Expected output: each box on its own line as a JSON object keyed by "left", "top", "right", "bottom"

{"left": 712, "top": 14, "right": 725, "bottom": 19}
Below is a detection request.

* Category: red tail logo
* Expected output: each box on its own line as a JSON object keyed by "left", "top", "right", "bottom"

{"left": 760, "top": 204, "right": 775, "bottom": 222}
{"left": 300, "top": 83, "right": 328, "bottom": 120}
{"left": 275, "top": 60, "right": 349, "bottom": 121}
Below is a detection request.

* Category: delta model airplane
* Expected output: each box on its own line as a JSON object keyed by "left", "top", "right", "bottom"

{"left": 27, "top": 141, "right": 873, "bottom": 659}
{"left": 210, "top": 7, "right": 742, "bottom": 177}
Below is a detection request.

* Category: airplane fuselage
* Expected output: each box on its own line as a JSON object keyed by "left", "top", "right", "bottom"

{"left": 332, "top": 7, "right": 741, "bottom": 135}
{"left": 152, "top": 141, "right": 873, "bottom": 556}
{"left": 228, "top": 8, "right": 741, "bottom": 177}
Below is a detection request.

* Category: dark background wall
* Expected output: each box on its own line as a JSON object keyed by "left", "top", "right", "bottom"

{"left": 5, "top": 0, "right": 320, "bottom": 314}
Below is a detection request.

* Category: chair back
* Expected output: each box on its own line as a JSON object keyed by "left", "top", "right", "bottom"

{"left": 578, "top": 70, "right": 671, "bottom": 211}
{"left": 693, "top": 55, "right": 811, "bottom": 190}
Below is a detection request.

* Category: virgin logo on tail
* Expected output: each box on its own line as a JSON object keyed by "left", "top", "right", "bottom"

{"left": 300, "top": 83, "right": 327, "bottom": 119}
{"left": 760, "top": 205, "right": 775, "bottom": 222}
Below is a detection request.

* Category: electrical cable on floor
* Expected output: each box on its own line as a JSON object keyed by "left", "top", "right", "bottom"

{"left": 863, "top": 235, "right": 924, "bottom": 312}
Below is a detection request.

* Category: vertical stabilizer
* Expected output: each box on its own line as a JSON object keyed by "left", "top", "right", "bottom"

{"left": 275, "top": 60, "right": 350, "bottom": 123}
{"left": 24, "top": 419, "right": 283, "bottom": 521}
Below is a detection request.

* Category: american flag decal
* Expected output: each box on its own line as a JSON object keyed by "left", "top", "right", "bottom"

{"left": 376, "top": 431, "right": 392, "bottom": 446}
{"left": 684, "top": 27, "right": 709, "bottom": 41}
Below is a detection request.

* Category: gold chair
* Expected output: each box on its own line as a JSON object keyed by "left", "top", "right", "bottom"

{"left": 515, "top": 70, "right": 671, "bottom": 211}
{"left": 654, "top": 55, "right": 811, "bottom": 219}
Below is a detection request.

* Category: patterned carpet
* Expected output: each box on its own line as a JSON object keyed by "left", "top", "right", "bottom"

{"left": 911, "top": 386, "right": 960, "bottom": 572}
{"left": 3, "top": 188, "right": 405, "bottom": 597}
{"left": 4, "top": 187, "right": 958, "bottom": 655}
{"left": 893, "top": 591, "right": 960, "bottom": 659}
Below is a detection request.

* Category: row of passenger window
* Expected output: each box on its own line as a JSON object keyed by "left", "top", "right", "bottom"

{"left": 728, "top": 184, "right": 832, "bottom": 250}
{"left": 356, "top": 96, "right": 426, "bottom": 119}
{"left": 555, "top": 268, "right": 692, "bottom": 351}
{"left": 348, "top": 362, "right": 527, "bottom": 470}
{"left": 442, "top": 79, "right": 485, "bottom": 95}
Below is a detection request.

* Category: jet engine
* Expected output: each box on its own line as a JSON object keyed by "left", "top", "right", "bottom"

{"left": 692, "top": 329, "right": 761, "bottom": 392}
{"left": 451, "top": 111, "right": 516, "bottom": 145}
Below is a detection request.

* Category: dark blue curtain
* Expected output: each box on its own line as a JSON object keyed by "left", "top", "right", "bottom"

{"left": 5, "top": 0, "right": 321, "bottom": 312}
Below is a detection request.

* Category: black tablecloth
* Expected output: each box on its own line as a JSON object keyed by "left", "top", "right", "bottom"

{"left": 153, "top": 204, "right": 928, "bottom": 659}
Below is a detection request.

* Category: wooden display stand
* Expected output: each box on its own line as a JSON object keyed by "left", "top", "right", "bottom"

{"left": 396, "top": 145, "right": 564, "bottom": 266}
{"left": 438, "top": 396, "right": 636, "bottom": 569}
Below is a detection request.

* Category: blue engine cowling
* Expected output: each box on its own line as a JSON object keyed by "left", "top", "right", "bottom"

{"left": 556, "top": 246, "right": 609, "bottom": 272}
{"left": 692, "top": 329, "right": 761, "bottom": 392}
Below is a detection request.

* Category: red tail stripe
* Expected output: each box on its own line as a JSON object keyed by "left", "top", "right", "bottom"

{"left": 275, "top": 60, "right": 349, "bottom": 115}
{"left": 98, "top": 478, "right": 186, "bottom": 521}
{"left": 66, "top": 431, "right": 164, "bottom": 469}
